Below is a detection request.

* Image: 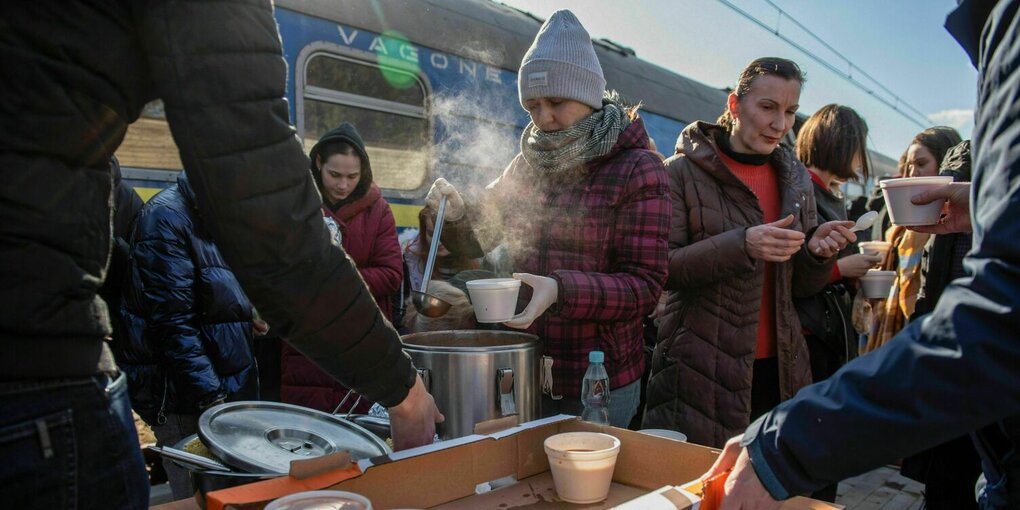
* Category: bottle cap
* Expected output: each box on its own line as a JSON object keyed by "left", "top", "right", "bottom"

{"left": 589, "top": 351, "right": 604, "bottom": 363}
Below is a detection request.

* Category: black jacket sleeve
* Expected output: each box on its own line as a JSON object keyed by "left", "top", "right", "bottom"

{"left": 132, "top": 0, "right": 414, "bottom": 406}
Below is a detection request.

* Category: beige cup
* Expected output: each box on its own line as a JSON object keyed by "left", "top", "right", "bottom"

{"left": 880, "top": 176, "right": 953, "bottom": 226}
{"left": 465, "top": 278, "right": 521, "bottom": 323}
{"left": 858, "top": 241, "right": 892, "bottom": 257}
{"left": 860, "top": 270, "right": 896, "bottom": 299}
{"left": 544, "top": 432, "right": 621, "bottom": 504}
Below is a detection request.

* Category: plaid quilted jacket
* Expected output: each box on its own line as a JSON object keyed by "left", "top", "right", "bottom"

{"left": 444, "top": 118, "right": 670, "bottom": 398}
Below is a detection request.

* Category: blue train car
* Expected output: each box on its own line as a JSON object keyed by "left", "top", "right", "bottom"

{"left": 117, "top": 0, "right": 894, "bottom": 229}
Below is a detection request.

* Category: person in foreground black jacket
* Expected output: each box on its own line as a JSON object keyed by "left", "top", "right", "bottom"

{"left": 0, "top": 2, "right": 442, "bottom": 507}
{"left": 701, "top": 1, "right": 1020, "bottom": 508}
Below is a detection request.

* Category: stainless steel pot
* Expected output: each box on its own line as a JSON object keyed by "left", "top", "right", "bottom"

{"left": 170, "top": 434, "right": 279, "bottom": 509}
{"left": 402, "top": 330, "right": 541, "bottom": 439}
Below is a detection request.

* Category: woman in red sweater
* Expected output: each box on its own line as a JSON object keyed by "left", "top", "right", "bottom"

{"left": 281, "top": 122, "right": 403, "bottom": 413}
{"left": 644, "top": 58, "right": 856, "bottom": 447}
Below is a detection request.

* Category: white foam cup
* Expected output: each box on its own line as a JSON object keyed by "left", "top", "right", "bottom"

{"left": 858, "top": 241, "right": 892, "bottom": 257}
{"left": 860, "top": 270, "right": 896, "bottom": 299}
{"left": 880, "top": 176, "right": 953, "bottom": 226}
{"left": 638, "top": 429, "right": 688, "bottom": 442}
{"left": 465, "top": 278, "right": 521, "bottom": 323}
{"left": 544, "top": 432, "right": 621, "bottom": 504}
{"left": 264, "top": 490, "right": 372, "bottom": 510}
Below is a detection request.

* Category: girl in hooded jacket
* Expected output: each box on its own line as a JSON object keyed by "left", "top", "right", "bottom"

{"left": 281, "top": 122, "right": 403, "bottom": 414}
{"left": 643, "top": 58, "right": 855, "bottom": 448}
{"left": 425, "top": 10, "right": 669, "bottom": 428}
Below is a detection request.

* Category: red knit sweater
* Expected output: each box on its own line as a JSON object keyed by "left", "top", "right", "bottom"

{"left": 720, "top": 152, "right": 780, "bottom": 359}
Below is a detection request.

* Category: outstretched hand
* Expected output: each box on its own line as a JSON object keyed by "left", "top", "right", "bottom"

{"left": 388, "top": 374, "right": 445, "bottom": 451}
{"left": 700, "top": 436, "right": 783, "bottom": 510}
{"left": 808, "top": 220, "right": 856, "bottom": 258}
{"left": 908, "top": 182, "right": 971, "bottom": 234}
{"left": 837, "top": 253, "right": 883, "bottom": 278}
{"left": 745, "top": 215, "right": 805, "bottom": 262}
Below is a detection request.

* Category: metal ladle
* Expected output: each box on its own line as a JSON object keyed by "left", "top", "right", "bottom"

{"left": 410, "top": 195, "right": 453, "bottom": 318}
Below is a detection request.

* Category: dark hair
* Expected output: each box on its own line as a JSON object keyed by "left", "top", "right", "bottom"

{"left": 911, "top": 126, "right": 963, "bottom": 169}
{"left": 796, "top": 104, "right": 870, "bottom": 183}
{"left": 313, "top": 140, "right": 369, "bottom": 201}
{"left": 897, "top": 149, "right": 909, "bottom": 177}
{"left": 717, "top": 57, "right": 806, "bottom": 131}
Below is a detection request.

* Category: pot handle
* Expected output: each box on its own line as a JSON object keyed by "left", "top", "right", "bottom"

{"left": 496, "top": 368, "right": 516, "bottom": 416}
{"left": 417, "top": 367, "right": 431, "bottom": 393}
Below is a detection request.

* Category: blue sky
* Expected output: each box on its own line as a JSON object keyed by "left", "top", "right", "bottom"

{"left": 499, "top": 0, "right": 978, "bottom": 160}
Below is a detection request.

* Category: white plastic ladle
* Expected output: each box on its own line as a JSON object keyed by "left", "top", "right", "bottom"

{"left": 849, "top": 210, "right": 879, "bottom": 234}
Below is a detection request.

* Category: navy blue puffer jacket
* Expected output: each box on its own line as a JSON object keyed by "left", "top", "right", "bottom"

{"left": 120, "top": 173, "right": 256, "bottom": 424}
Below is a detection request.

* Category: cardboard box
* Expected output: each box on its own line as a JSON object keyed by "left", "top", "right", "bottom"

{"left": 204, "top": 416, "right": 841, "bottom": 510}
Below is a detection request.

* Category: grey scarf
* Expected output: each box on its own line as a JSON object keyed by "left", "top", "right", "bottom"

{"left": 520, "top": 100, "right": 629, "bottom": 177}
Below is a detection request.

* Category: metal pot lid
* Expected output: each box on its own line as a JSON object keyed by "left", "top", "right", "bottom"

{"left": 401, "top": 330, "right": 540, "bottom": 352}
{"left": 198, "top": 401, "right": 392, "bottom": 474}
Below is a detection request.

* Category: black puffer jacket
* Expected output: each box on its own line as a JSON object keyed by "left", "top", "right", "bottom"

{"left": 120, "top": 174, "right": 257, "bottom": 423}
{"left": 794, "top": 177, "right": 856, "bottom": 378}
{"left": 0, "top": 1, "right": 415, "bottom": 406}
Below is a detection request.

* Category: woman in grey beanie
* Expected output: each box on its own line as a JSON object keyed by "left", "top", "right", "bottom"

{"left": 425, "top": 10, "right": 670, "bottom": 428}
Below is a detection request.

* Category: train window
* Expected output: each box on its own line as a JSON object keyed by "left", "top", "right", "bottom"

{"left": 301, "top": 54, "right": 430, "bottom": 192}
{"left": 115, "top": 100, "right": 183, "bottom": 171}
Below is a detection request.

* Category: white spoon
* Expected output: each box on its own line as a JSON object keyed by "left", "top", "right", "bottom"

{"left": 849, "top": 210, "right": 880, "bottom": 233}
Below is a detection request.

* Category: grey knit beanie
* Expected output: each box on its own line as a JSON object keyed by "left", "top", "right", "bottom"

{"left": 518, "top": 10, "right": 605, "bottom": 110}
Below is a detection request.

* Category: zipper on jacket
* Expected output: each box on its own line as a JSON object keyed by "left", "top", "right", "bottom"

{"left": 833, "top": 291, "right": 852, "bottom": 364}
{"left": 156, "top": 375, "right": 169, "bottom": 425}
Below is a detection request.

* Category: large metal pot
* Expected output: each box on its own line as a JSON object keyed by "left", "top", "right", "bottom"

{"left": 160, "top": 402, "right": 391, "bottom": 508}
{"left": 402, "top": 330, "right": 541, "bottom": 439}
{"left": 170, "top": 434, "right": 279, "bottom": 509}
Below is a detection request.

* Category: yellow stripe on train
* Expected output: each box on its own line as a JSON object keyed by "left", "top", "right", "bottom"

{"left": 136, "top": 187, "right": 423, "bottom": 229}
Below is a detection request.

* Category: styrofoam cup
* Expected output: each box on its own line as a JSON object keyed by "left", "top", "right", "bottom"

{"left": 638, "top": 429, "right": 688, "bottom": 442}
{"left": 880, "top": 176, "right": 953, "bottom": 226}
{"left": 264, "top": 490, "right": 372, "bottom": 510}
{"left": 544, "top": 432, "right": 621, "bottom": 504}
{"left": 465, "top": 278, "right": 521, "bottom": 323}
{"left": 858, "top": 241, "right": 892, "bottom": 257}
{"left": 860, "top": 270, "right": 896, "bottom": 299}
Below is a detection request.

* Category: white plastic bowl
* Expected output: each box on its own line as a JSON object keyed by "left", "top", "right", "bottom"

{"left": 880, "top": 176, "right": 953, "bottom": 226}
{"left": 544, "top": 432, "right": 621, "bottom": 504}
{"left": 264, "top": 490, "right": 372, "bottom": 510}
{"left": 638, "top": 429, "right": 688, "bottom": 442}
{"left": 860, "top": 270, "right": 896, "bottom": 299}
{"left": 858, "top": 241, "right": 892, "bottom": 257}
{"left": 465, "top": 278, "right": 521, "bottom": 323}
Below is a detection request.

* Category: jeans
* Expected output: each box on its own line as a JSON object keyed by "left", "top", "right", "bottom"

{"left": 0, "top": 372, "right": 149, "bottom": 509}
{"left": 541, "top": 379, "right": 641, "bottom": 429}
{"left": 151, "top": 412, "right": 200, "bottom": 501}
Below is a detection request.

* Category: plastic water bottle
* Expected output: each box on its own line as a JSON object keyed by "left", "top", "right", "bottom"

{"left": 581, "top": 351, "right": 610, "bottom": 424}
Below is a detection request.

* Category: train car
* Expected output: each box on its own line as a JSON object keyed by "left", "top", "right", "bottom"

{"left": 116, "top": 0, "right": 896, "bottom": 230}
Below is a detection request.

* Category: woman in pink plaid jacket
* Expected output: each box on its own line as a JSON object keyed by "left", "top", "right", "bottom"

{"left": 426, "top": 10, "right": 670, "bottom": 428}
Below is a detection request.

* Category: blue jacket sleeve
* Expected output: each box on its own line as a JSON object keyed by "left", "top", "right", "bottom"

{"left": 742, "top": 2, "right": 1020, "bottom": 496}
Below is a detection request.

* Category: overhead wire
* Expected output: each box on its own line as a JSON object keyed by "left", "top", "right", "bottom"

{"left": 717, "top": 0, "right": 931, "bottom": 129}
